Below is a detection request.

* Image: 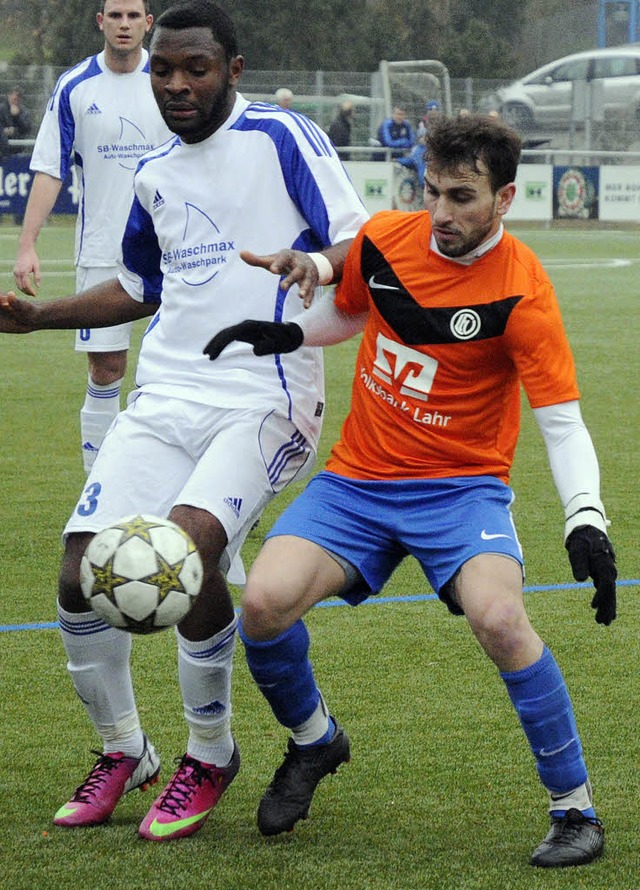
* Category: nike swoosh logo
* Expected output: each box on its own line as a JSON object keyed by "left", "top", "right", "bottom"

{"left": 540, "top": 739, "right": 575, "bottom": 758}
{"left": 368, "top": 275, "right": 400, "bottom": 291}
{"left": 480, "top": 530, "right": 510, "bottom": 541}
{"left": 55, "top": 804, "right": 79, "bottom": 818}
{"left": 148, "top": 808, "right": 212, "bottom": 837}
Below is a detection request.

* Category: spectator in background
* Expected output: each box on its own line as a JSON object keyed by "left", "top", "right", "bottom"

{"left": 417, "top": 99, "right": 440, "bottom": 140}
{"left": 0, "top": 87, "right": 33, "bottom": 224}
{"left": 377, "top": 105, "right": 415, "bottom": 158}
{"left": 0, "top": 114, "right": 10, "bottom": 158}
{"left": 0, "top": 87, "right": 32, "bottom": 154}
{"left": 275, "top": 87, "right": 294, "bottom": 109}
{"left": 396, "top": 133, "right": 427, "bottom": 189}
{"left": 327, "top": 100, "right": 354, "bottom": 159}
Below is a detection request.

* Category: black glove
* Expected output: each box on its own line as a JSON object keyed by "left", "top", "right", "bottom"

{"left": 565, "top": 525, "right": 617, "bottom": 625}
{"left": 203, "top": 320, "right": 304, "bottom": 360}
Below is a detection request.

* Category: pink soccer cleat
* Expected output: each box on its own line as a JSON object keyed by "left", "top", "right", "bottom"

{"left": 138, "top": 742, "right": 240, "bottom": 841}
{"left": 53, "top": 736, "right": 160, "bottom": 827}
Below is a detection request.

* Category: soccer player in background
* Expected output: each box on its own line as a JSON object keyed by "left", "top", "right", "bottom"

{"left": 13, "top": 0, "right": 172, "bottom": 473}
{"left": 0, "top": 0, "right": 368, "bottom": 842}
{"left": 205, "top": 112, "right": 616, "bottom": 868}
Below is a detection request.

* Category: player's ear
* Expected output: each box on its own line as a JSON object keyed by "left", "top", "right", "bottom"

{"left": 228, "top": 55, "right": 244, "bottom": 85}
{"left": 496, "top": 182, "right": 516, "bottom": 217}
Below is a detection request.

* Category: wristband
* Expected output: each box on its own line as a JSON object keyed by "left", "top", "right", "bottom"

{"left": 308, "top": 252, "right": 334, "bottom": 285}
{"left": 563, "top": 493, "right": 608, "bottom": 541}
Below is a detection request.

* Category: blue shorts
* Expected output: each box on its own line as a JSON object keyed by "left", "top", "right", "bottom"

{"left": 267, "top": 471, "right": 524, "bottom": 612}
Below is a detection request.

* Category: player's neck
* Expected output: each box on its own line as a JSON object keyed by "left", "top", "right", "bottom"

{"left": 103, "top": 44, "right": 144, "bottom": 75}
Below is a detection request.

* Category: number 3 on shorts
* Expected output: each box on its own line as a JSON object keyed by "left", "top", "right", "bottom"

{"left": 77, "top": 482, "right": 102, "bottom": 517}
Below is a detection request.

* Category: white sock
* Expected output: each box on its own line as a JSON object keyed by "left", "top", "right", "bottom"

{"left": 292, "top": 694, "right": 331, "bottom": 746}
{"left": 177, "top": 616, "right": 237, "bottom": 766}
{"left": 549, "top": 781, "right": 593, "bottom": 815}
{"left": 57, "top": 602, "right": 144, "bottom": 757}
{"left": 80, "top": 375, "right": 123, "bottom": 472}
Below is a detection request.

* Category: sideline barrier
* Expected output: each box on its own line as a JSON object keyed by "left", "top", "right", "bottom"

{"left": 3, "top": 154, "right": 640, "bottom": 223}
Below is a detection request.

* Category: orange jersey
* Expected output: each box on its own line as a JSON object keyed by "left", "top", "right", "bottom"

{"left": 327, "top": 211, "right": 579, "bottom": 483}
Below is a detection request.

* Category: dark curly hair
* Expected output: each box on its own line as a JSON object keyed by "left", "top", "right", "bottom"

{"left": 154, "top": 0, "right": 238, "bottom": 61}
{"left": 425, "top": 114, "right": 522, "bottom": 193}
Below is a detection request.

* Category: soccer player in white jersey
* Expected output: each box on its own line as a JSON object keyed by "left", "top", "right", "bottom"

{"left": 13, "top": 0, "right": 172, "bottom": 472}
{"left": 0, "top": 0, "right": 369, "bottom": 842}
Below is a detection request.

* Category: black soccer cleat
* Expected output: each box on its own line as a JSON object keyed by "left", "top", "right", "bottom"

{"left": 530, "top": 808, "right": 605, "bottom": 868}
{"left": 257, "top": 723, "right": 350, "bottom": 836}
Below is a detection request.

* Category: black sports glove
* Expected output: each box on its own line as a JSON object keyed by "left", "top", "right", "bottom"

{"left": 203, "top": 320, "right": 304, "bottom": 360}
{"left": 565, "top": 525, "right": 617, "bottom": 625}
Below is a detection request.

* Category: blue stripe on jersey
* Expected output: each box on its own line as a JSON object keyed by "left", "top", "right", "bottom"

{"left": 73, "top": 150, "right": 86, "bottom": 259}
{"left": 232, "top": 106, "right": 333, "bottom": 248}
{"left": 135, "top": 134, "right": 181, "bottom": 172}
{"left": 121, "top": 195, "right": 164, "bottom": 301}
{"left": 270, "top": 225, "right": 324, "bottom": 420}
{"left": 288, "top": 110, "right": 334, "bottom": 155}
{"left": 120, "top": 137, "right": 180, "bottom": 302}
{"left": 49, "top": 55, "right": 96, "bottom": 109}
{"left": 245, "top": 104, "right": 334, "bottom": 157}
{"left": 53, "top": 56, "right": 102, "bottom": 181}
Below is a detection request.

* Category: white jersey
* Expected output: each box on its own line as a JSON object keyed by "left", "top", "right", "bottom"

{"left": 118, "top": 95, "right": 369, "bottom": 449}
{"left": 30, "top": 49, "right": 172, "bottom": 267}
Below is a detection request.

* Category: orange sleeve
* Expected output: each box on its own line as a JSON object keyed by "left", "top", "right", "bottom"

{"left": 503, "top": 259, "right": 579, "bottom": 409}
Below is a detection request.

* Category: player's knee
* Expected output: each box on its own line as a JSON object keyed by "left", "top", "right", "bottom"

{"left": 88, "top": 351, "right": 127, "bottom": 384}
{"left": 469, "top": 595, "right": 529, "bottom": 651}
{"left": 241, "top": 581, "right": 291, "bottom": 640}
{"left": 170, "top": 506, "right": 227, "bottom": 567}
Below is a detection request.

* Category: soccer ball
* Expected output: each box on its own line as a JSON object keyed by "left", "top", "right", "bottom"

{"left": 80, "top": 514, "right": 203, "bottom": 634}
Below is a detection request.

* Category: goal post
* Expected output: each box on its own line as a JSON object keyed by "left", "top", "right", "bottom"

{"left": 378, "top": 59, "right": 453, "bottom": 125}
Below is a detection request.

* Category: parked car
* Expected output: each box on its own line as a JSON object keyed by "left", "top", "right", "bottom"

{"left": 495, "top": 46, "right": 640, "bottom": 129}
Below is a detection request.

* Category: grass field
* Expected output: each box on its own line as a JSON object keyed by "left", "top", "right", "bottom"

{"left": 1, "top": 218, "right": 639, "bottom": 889}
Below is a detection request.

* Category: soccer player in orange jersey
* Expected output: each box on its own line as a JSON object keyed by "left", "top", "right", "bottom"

{"left": 205, "top": 113, "right": 616, "bottom": 868}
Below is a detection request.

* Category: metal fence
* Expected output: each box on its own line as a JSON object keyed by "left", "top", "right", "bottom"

{"left": 2, "top": 64, "right": 488, "bottom": 147}
{"left": 3, "top": 64, "right": 640, "bottom": 157}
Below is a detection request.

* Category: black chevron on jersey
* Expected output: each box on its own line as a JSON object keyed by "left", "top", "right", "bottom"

{"left": 361, "top": 235, "right": 523, "bottom": 345}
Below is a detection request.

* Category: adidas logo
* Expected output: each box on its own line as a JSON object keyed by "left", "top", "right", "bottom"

{"left": 192, "top": 700, "right": 225, "bottom": 716}
{"left": 86, "top": 102, "right": 101, "bottom": 115}
{"left": 82, "top": 441, "right": 100, "bottom": 452}
{"left": 152, "top": 189, "right": 165, "bottom": 210}
{"left": 223, "top": 496, "right": 243, "bottom": 518}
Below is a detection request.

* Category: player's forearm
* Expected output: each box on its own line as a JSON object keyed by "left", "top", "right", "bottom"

{"left": 295, "top": 288, "right": 367, "bottom": 346}
{"left": 17, "top": 172, "right": 63, "bottom": 246}
{"left": 22, "top": 279, "right": 155, "bottom": 330}
{"left": 534, "top": 401, "right": 607, "bottom": 536}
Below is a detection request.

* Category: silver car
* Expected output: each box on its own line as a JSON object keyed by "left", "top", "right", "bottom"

{"left": 496, "top": 46, "right": 640, "bottom": 129}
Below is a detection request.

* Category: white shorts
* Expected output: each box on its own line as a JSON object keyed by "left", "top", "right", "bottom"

{"left": 63, "top": 391, "right": 316, "bottom": 577}
{"left": 74, "top": 266, "right": 133, "bottom": 353}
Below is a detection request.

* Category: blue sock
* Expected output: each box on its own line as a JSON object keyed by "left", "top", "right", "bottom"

{"left": 501, "top": 646, "right": 592, "bottom": 813}
{"left": 239, "top": 618, "right": 320, "bottom": 729}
